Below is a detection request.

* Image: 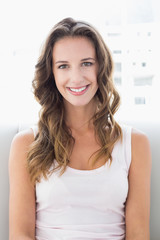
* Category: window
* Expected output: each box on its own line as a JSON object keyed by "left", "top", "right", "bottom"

{"left": 0, "top": 0, "right": 160, "bottom": 124}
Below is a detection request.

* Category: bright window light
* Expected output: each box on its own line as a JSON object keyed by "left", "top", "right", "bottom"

{"left": 0, "top": 0, "right": 160, "bottom": 124}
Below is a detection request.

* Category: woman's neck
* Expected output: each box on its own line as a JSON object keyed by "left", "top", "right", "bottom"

{"left": 64, "top": 100, "right": 97, "bottom": 133}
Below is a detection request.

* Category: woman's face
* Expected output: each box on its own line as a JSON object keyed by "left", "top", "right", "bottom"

{"left": 52, "top": 36, "right": 98, "bottom": 108}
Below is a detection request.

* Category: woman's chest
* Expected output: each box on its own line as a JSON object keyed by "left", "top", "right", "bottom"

{"left": 36, "top": 160, "right": 129, "bottom": 213}
{"left": 68, "top": 133, "right": 105, "bottom": 170}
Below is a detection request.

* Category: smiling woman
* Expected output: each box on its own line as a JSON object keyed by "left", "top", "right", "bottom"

{"left": 29, "top": 18, "right": 121, "bottom": 178}
{"left": 52, "top": 37, "right": 98, "bottom": 107}
{"left": 9, "top": 17, "right": 151, "bottom": 240}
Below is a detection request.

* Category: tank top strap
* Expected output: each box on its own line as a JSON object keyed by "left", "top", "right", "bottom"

{"left": 31, "top": 125, "right": 38, "bottom": 139}
{"left": 118, "top": 124, "right": 132, "bottom": 173}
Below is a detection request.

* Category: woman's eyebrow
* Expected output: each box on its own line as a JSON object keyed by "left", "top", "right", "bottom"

{"left": 55, "top": 60, "right": 69, "bottom": 64}
{"left": 81, "top": 57, "right": 96, "bottom": 61}
{"left": 55, "top": 58, "right": 96, "bottom": 64}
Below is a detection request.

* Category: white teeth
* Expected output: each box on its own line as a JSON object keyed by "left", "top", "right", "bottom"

{"left": 69, "top": 86, "right": 87, "bottom": 92}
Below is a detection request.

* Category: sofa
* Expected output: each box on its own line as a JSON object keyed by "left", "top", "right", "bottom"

{"left": 0, "top": 120, "right": 160, "bottom": 240}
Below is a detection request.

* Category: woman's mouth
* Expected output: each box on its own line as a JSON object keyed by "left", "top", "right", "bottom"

{"left": 67, "top": 85, "right": 89, "bottom": 95}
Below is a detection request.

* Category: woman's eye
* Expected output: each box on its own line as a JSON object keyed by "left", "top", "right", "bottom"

{"left": 58, "top": 64, "right": 68, "bottom": 69}
{"left": 82, "top": 62, "right": 93, "bottom": 67}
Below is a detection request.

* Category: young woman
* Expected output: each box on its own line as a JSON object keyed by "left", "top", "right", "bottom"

{"left": 9, "top": 18, "right": 151, "bottom": 240}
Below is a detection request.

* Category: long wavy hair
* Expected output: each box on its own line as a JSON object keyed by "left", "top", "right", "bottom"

{"left": 27, "top": 17, "right": 122, "bottom": 184}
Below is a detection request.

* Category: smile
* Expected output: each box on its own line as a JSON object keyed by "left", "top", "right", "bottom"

{"left": 67, "top": 85, "right": 89, "bottom": 95}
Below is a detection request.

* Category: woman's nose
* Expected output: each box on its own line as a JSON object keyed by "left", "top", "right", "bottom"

{"left": 70, "top": 67, "right": 84, "bottom": 85}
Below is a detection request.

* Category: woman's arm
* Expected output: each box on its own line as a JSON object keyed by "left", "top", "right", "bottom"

{"left": 125, "top": 129, "right": 152, "bottom": 240}
{"left": 9, "top": 129, "right": 36, "bottom": 240}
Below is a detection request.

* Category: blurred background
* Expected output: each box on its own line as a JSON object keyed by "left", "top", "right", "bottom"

{"left": 0, "top": 0, "right": 159, "bottom": 125}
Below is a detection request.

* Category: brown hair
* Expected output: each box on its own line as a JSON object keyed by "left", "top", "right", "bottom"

{"left": 27, "top": 17, "right": 122, "bottom": 183}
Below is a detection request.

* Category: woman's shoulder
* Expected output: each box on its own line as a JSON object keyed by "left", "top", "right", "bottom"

{"left": 10, "top": 128, "right": 35, "bottom": 160}
{"left": 12, "top": 128, "right": 35, "bottom": 147}
{"left": 120, "top": 123, "right": 149, "bottom": 144}
{"left": 118, "top": 124, "right": 151, "bottom": 164}
{"left": 131, "top": 127, "right": 150, "bottom": 150}
{"left": 9, "top": 128, "right": 36, "bottom": 189}
{"left": 131, "top": 127, "right": 151, "bottom": 169}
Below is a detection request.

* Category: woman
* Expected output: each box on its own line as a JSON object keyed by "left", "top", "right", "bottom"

{"left": 9, "top": 18, "right": 151, "bottom": 240}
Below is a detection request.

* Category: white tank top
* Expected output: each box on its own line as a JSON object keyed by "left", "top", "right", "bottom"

{"left": 31, "top": 124, "right": 132, "bottom": 240}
